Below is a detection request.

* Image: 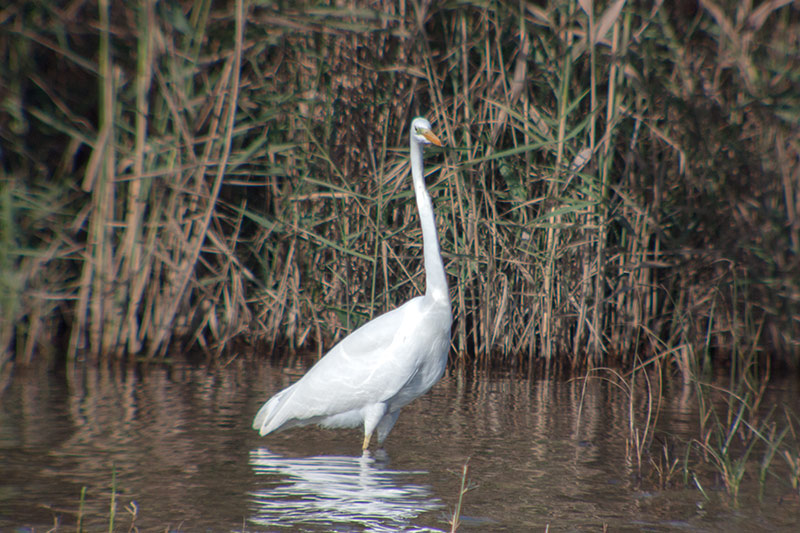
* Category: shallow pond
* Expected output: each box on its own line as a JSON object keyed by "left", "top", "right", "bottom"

{"left": 1, "top": 358, "right": 799, "bottom": 531}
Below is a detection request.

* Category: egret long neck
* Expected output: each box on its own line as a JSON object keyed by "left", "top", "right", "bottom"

{"left": 410, "top": 139, "right": 448, "bottom": 303}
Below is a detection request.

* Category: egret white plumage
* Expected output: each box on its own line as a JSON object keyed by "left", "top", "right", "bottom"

{"left": 252, "top": 117, "right": 451, "bottom": 450}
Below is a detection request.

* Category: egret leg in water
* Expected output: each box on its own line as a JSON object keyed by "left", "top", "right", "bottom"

{"left": 252, "top": 117, "right": 452, "bottom": 450}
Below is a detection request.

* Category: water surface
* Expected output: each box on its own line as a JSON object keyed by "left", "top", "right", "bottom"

{"left": 1, "top": 359, "right": 798, "bottom": 531}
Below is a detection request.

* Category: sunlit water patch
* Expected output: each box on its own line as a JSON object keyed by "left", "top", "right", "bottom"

{"left": 249, "top": 449, "right": 442, "bottom": 531}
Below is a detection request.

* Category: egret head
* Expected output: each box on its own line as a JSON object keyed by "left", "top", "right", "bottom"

{"left": 411, "top": 117, "right": 443, "bottom": 147}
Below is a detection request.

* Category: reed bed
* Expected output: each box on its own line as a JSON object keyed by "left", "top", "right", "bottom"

{"left": 1, "top": 0, "right": 798, "bottom": 378}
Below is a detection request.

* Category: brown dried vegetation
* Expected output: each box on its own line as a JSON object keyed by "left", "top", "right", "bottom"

{"left": 1, "top": 0, "right": 798, "bottom": 379}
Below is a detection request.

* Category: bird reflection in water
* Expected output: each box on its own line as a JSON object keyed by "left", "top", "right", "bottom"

{"left": 249, "top": 448, "right": 443, "bottom": 532}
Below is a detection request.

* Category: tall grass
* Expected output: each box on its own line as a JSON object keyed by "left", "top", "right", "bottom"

{"left": 0, "top": 0, "right": 798, "bottom": 375}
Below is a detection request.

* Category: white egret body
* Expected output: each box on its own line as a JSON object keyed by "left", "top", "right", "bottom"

{"left": 252, "top": 117, "right": 451, "bottom": 450}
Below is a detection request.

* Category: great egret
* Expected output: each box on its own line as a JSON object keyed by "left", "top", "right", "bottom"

{"left": 252, "top": 117, "right": 451, "bottom": 450}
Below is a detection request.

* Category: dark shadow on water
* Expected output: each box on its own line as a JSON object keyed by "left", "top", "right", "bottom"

{"left": 249, "top": 448, "right": 444, "bottom": 532}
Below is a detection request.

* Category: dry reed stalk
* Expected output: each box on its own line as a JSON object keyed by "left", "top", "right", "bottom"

{"left": 118, "top": 0, "right": 155, "bottom": 355}
{"left": 69, "top": 0, "right": 117, "bottom": 361}
{"left": 542, "top": 64, "right": 569, "bottom": 370}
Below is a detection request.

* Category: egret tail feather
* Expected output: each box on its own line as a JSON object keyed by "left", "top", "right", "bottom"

{"left": 252, "top": 387, "right": 291, "bottom": 435}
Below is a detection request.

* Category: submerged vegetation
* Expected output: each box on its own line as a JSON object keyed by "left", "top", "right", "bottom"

{"left": 588, "top": 356, "right": 800, "bottom": 507}
{"left": 1, "top": 0, "right": 799, "bottom": 516}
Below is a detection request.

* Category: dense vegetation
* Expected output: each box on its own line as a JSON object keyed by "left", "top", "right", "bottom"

{"left": 1, "top": 0, "right": 798, "bottom": 378}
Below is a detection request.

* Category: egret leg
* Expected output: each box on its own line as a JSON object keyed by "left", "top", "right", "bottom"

{"left": 375, "top": 410, "right": 401, "bottom": 445}
{"left": 362, "top": 403, "right": 386, "bottom": 451}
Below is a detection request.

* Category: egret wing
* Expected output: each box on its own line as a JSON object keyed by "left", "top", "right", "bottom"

{"left": 254, "top": 297, "right": 427, "bottom": 435}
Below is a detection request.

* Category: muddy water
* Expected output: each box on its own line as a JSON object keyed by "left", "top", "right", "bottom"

{"left": 1, "top": 359, "right": 799, "bottom": 532}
